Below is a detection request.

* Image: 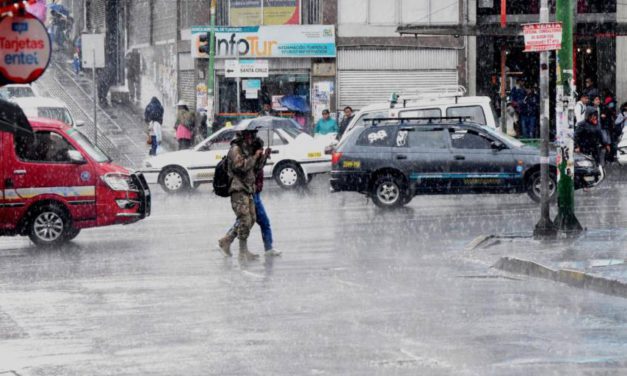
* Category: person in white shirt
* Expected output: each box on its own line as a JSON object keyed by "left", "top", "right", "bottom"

{"left": 574, "top": 93, "right": 589, "bottom": 126}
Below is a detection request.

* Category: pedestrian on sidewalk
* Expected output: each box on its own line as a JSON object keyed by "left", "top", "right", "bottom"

{"left": 148, "top": 120, "right": 162, "bottom": 156}
{"left": 337, "top": 106, "right": 354, "bottom": 140}
{"left": 575, "top": 106, "right": 609, "bottom": 164}
{"left": 174, "top": 100, "right": 195, "bottom": 150}
{"left": 519, "top": 86, "right": 539, "bottom": 139}
{"left": 217, "top": 129, "right": 264, "bottom": 261}
{"left": 314, "top": 109, "right": 338, "bottom": 136}
{"left": 574, "top": 94, "right": 589, "bottom": 126}
{"left": 258, "top": 102, "right": 277, "bottom": 117}
{"left": 221, "top": 137, "right": 281, "bottom": 257}
{"left": 144, "top": 97, "right": 164, "bottom": 124}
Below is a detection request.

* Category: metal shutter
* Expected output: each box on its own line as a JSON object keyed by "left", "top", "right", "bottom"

{"left": 338, "top": 70, "right": 459, "bottom": 110}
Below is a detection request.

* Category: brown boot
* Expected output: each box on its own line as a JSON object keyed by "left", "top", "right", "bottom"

{"left": 217, "top": 234, "right": 235, "bottom": 257}
{"left": 238, "top": 239, "right": 259, "bottom": 261}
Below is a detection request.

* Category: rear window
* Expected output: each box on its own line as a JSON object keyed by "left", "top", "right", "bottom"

{"left": 398, "top": 128, "right": 447, "bottom": 149}
{"left": 0, "top": 86, "right": 34, "bottom": 98}
{"left": 357, "top": 127, "right": 395, "bottom": 147}
{"left": 446, "top": 105, "right": 486, "bottom": 125}
{"left": 399, "top": 108, "right": 442, "bottom": 119}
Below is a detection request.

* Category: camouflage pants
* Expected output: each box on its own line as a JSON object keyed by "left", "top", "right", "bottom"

{"left": 230, "top": 191, "right": 256, "bottom": 240}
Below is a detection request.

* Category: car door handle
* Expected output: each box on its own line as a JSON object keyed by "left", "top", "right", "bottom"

{"left": 271, "top": 150, "right": 279, "bottom": 154}
{"left": 396, "top": 154, "right": 408, "bottom": 160}
{"left": 454, "top": 155, "right": 465, "bottom": 160}
{"left": 13, "top": 169, "right": 27, "bottom": 175}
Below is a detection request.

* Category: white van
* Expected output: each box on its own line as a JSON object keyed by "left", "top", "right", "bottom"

{"left": 339, "top": 86, "right": 498, "bottom": 143}
{"left": 11, "top": 97, "right": 84, "bottom": 128}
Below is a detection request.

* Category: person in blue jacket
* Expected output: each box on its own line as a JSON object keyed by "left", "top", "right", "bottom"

{"left": 314, "top": 109, "right": 338, "bottom": 135}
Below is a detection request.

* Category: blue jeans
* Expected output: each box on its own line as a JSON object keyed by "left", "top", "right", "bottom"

{"left": 149, "top": 136, "right": 157, "bottom": 156}
{"left": 521, "top": 116, "right": 537, "bottom": 138}
{"left": 230, "top": 192, "right": 273, "bottom": 251}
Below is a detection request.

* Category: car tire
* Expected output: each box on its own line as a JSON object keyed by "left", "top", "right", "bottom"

{"left": 27, "top": 205, "right": 70, "bottom": 246}
{"left": 274, "top": 162, "right": 304, "bottom": 189}
{"left": 371, "top": 174, "right": 408, "bottom": 209}
{"left": 159, "top": 166, "right": 190, "bottom": 194}
{"left": 63, "top": 227, "right": 81, "bottom": 241}
{"left": 527, "top": 171, "right": 557, "bottom": 203}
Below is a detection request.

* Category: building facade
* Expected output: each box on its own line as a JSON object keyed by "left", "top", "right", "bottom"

{"left": 335, "top": 0, "right": 472, "bottom": 110}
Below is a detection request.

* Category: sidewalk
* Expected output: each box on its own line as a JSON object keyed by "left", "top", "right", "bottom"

{"left": 463, "top": 228, "right": 627, "bottom": 298}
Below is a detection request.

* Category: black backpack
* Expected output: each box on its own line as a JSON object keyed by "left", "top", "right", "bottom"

{"left": 213, "top": 156, "right": 231, "bottom": 197}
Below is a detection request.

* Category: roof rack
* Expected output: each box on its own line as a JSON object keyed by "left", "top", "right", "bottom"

{"left": 362, "top": 116, "right": 471, "bottom": 126}
{"left": 391, "top": 85, "right": 467, "bottom": 108}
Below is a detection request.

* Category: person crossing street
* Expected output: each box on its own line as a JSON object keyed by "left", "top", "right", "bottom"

{"left": 217, "top": 128, "right": 264, "bottom": 260}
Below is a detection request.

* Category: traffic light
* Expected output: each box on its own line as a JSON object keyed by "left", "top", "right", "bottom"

{"left": 198, "top": 32, "right": 211, "bottom": 55}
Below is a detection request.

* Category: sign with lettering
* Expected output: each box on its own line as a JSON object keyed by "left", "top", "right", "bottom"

{"left": 0, "top": 13, "right": 51, "bottom": 85}
{"left": 225, "top": 59, "right": 269, "bottom": 78}
{"left": 191, "top": 25, "right": 336, "bottom": 59}
{"left": 523, "top": 22, "right": 563, "bottom": 52}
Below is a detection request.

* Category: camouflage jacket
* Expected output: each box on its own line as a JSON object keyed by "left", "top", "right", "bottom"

{"left": 226, "top": 138, "right": 261, "bottom": 194}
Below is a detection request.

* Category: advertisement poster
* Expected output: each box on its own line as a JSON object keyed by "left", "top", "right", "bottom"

{"left": 312, "top": 81, "right": 334, "bottom": 123}
{"left": 230, "top": 0, "right": 300, "bottom": 27}
{"left": 196, "top": 83, "right": 208, "bottom": 110}
{"left": 191, "top": 25, "right": 336, "bottom": 59}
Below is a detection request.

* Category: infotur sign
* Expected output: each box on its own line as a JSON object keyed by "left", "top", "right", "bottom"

{"left": 191, "top": 25, "right": 336, "bottom": 59}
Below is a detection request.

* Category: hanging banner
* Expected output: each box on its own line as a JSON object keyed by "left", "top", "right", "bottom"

{"left": 230, "top": 0, "right": 300, "bottom": 26}
{"left": 191, "top": 25, "right": 336, "bottom": 59}
{"left": 0, "top": 12, "right": 51, "bottom": 85}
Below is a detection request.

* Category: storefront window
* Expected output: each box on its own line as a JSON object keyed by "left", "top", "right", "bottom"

{"left": 217, "top": 74, "right": 310, "bottom": 117}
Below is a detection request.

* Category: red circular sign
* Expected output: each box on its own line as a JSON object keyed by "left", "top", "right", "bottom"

{"left": 0, "top": 12, "right": 51, "bottom": 84}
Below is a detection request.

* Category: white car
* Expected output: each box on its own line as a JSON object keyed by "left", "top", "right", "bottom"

{"left": 11, "top": 97, "right": 84, "bottom": 128}
{"left": 0, "top": 84, "right": 40, "bottom": 100}
{"left": 142, "top": 118, "right": 332, "bottom": 193}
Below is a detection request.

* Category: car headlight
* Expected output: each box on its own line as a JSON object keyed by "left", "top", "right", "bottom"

{"left": 575, "top": 159, "right": 594, "bottom": 168}
{"left": 102, "top": 173, "right": 131, "bottom": 191}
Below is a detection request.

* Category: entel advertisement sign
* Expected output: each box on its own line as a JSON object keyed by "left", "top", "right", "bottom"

{"left": 192, "top": 25, "right": 336, "bottom": 59}
{"left": 0, "top": 13, "right": 51, "bottom": 85}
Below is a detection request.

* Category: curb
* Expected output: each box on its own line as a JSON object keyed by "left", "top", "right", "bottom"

{"left": 494, "top": 257, "right": 627, "bottom": 299}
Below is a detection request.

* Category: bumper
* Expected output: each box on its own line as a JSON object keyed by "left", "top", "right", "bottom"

{"left": 574, "top": 165, "right": 604, "bottom": 189}
{"left": 301, "top": 160, "right": 332, "bottom": 176}
{"left": 330, "top": 170, "right": 370, "bottom": 192}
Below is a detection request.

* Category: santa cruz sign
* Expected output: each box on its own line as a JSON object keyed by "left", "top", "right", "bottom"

{"left": 0, "top": 13, "right": 51, "bottom": 85}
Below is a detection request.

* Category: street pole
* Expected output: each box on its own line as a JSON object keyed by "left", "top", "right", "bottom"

{"left": 554, "top": 0, "right": 583, "bottom": 235}
{"left": 92, "top": 48, "right": 97, "bottom": 148}
{"left": 534, "top": 0, "right": 557, "bottom": 237}
{"left": 500, "top": 47, "right": 507, "bottom": 133}
{"left": 207, "top": 0, "right": 217, "bottom": 120}
{"left": 236, "top": 40, "right": 241, "bottom": 119}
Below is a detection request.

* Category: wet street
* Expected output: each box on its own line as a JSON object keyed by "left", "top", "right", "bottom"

{"left": 1, "top": 175, "right": 627, "bottom": 375}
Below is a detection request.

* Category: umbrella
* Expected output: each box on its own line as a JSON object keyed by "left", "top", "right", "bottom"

{"left": 47, "top": 3, "right": 70, "bottom": 17}
{"left": 279, "top": 95, "right": 310, "bottom": 113}
{"left": 0, "top": 98, "right": 33, "bottom": 135}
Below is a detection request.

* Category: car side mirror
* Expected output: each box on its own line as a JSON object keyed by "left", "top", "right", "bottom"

{"left": 68, "top": 149, "right": 86, "bottom": 164}
{"left": 491, "top": 141, "right": 506, "bottom": 151}
{"left": 75, "top": 120, "right": 85, "bottom": 127}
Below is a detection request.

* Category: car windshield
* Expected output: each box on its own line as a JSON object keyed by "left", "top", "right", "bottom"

{"left": 483, "top": 127, "right": 526, "bottom": 148}
{"left": 38, "top": 107, "right": 73, "bottom": 126}
{"left": 66, "top": 128, "right": 111, "bottom": 162}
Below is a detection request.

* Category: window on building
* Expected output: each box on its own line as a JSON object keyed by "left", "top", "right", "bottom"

{"left": 339, "top": 0, "right": 458, "bottom": 25}
{"left": 302, "top": 0, "right": 323, "bottom": 24}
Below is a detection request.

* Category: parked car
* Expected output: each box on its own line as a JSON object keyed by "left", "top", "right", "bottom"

{"left": 0, "top": 84, "right": 40, "bottom": 100}
{"left": 0, "top": 100, "right": 150, "bottom": 246}
{"left": 330, "top": 117, "right": 604, "bottom": 209}
{"left": 11, "top": 97, "right": 84, "bottom": 128}
{"left": 142, "top": 117, "right": 332, "bottom": 193}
